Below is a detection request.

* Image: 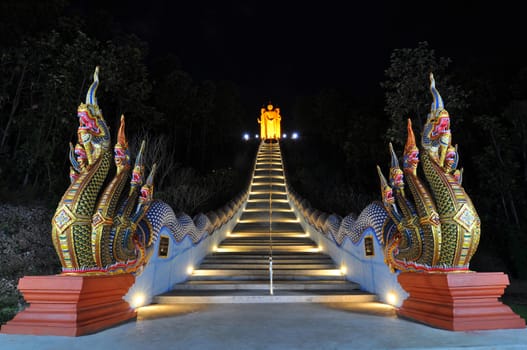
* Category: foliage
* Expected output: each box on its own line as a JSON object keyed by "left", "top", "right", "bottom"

{"left": 0, "top": 21, "right": 154, "bottom": 201}
{"left": 0, "top": 205, "right": 61, "bottom": 324}
{"left": 381, "top": 41, "right": 469, "bottom": 146}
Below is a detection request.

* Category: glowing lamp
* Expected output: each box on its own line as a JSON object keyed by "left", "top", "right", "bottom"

{"left": 340, "top": 265, "right": 347, "bottom": 275}
{"left": 386, "top": 291, "right": 398, "bottom": 306}
{"left": 292, "top": 132, "right": 299, "bottom": 139}
{"left": 243, "top": 133, "right": 250, "bottom": 141}
{"left": 282, "top": 133, "right": 287, "bottom": 138}
{"left": 131, "top": 293, "right": 146, "bottom": 308}
{"left": 187, "top": 266, "right": 194, "bottom": 274}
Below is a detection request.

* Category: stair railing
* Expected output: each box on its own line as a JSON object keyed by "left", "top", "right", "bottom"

{"left": 268, "top": 140, "right": 274, "bottom": 295}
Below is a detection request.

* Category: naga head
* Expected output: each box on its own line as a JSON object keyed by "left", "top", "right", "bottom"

{"left": 76, "top": 67, "right": 110, "bottom": 160}
{"left": 139, "top": 163, "right": 157, "bottom": 205}
{"left": 131, "top": 140, "right": 146, "bottom": 192}
{"left": 403, "top": 119, "right": 419, "bottom": 176}
{"left": 114, "top": 115, "right": 130, "bottom": 172}
{"left": 422, "top": 73, "right": 452, "bottom": 165}
{"left": 443, "top": 144, "right": 459, "bottom": 173}
{"left": 77, "top": 106, "right": 104, "bottom": 138}
{"left": 74, "top": 143, "right": 88, "bottom": 170}
{"left": 377, "top": 165, "right": 395, "bottom": 206}
{"left": 388, "top": 143, "right": 404, "bottom": 190}
{"left": 428, "top": 73, "right": 451, "bottom": 140}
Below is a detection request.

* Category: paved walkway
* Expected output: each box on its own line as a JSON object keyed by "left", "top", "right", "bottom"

{"left": 1, "top": 302, "right": 526, "bottom": 350}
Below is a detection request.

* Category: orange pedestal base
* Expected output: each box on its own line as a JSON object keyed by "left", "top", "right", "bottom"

{"left": 0, "top": 274, "right": 137, "bottom": 336}
{"left": 397, "top": 271, "right": 526, "bottom": 331}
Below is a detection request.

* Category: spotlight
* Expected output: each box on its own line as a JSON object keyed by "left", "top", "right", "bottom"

{"left": 131, "top": 293, "right": 146, "bottom": 308}
{"left": 243, "top": 133, "right": 250, "bottom": 141}
{"left": 292, "top": 132, "right": 299, "bottom": 140}
{"left": 386, "top": 292, "right": 398, "bottom": 306}
{"left": 282, "top": 133, "right": 287, "bottom": 138}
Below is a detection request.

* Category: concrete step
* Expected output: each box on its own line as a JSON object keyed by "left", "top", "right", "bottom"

{"left": 254, "top": 166, "right": 281, "bottom": 169}
{"left": 239, "top": 211, "right": 295, "bottom": 220}
{"left": 233, "top": 222, "right": 304, "bottom": 232}
{"left": 206, "top": 252, "right": 330, "bottom": 258}
{"left": 218, "top": 243, "right": 315, "bottom": 248}
{"left": 205, "top": 254, "right": 332, "bottom": 261}
{"left": 226, "top": 232, "right": 308, "bottom": 238}
{"left": 216, "top": 245, "right": 319, "bottom": 253}
{"left": 188, "top": 275, "right": 347, "bottom": 282}
{"left": 246, "top": 199, "right": 289, "bottom": 204}
{"left": 190, "top": 268, "right": 343, "bottom": 278}
{"left": 222, "top": 234, "right": 308, "bottom": 240}
{"left": 251, "top": 185, "right": 286, "bottom": 192}
{"left": 248, "top": 193, "right": 287, "bottom": 200}
{"left": 220, "top": 238, "right": 314, "bottom": 243}
{"left": 253, "top": 170, "right": 283, "bottom": 177}
{"left": 254, "top": 169, "right": 283, "bottom": 174}
{"left": 218, "top": 241, "right": 317, "bottom": 252}
{"left": 199, "top": 263, "right": 337, "bottom": 269}
{"left": 245, "top": 201, "right": 291, "bottom": 210}
{"left": 171, "top": 280, "right": 360, "bottom": 291}
{"left": 252, "top": 175, "right": 284, "bottom": 180}
{"left": 250, "top": 181, "right": 285, "bottom": 187}
{"left": 154, "top": 291, "right": 376, "bottom": 304}
{"left": 201, "top": 258, "right": 334, "bottom": 264}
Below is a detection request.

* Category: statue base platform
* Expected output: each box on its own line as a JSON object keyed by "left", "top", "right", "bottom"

{"left": 0, "top": 274, "right": 136, "bottom": 336}
{"left": 397, "top": 271, "right": 525, "bottom": 331}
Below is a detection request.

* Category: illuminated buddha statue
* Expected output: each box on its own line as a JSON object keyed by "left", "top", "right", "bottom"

{"left": 258, "top": 102, "right": 281, "bottom": 140}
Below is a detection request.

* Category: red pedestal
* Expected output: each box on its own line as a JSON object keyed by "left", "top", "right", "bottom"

{"left": 397, "top": 271, "right": 526, "bottom": 331}
{"left": 0, "top": 274, "right": 137, "bottom": 336}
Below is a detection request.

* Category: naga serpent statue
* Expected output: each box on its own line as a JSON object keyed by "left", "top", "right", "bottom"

{"left": 51, "top": 66, "right": 155, "bottom": 274}
{"left": 288, "top": 73, "right": 480, "bottom": 273}
{"left": 51, "top": 66, "right": 247, "bottom": 275}
{"left": 378, "top": 73, "right": 480, "bottom": 272}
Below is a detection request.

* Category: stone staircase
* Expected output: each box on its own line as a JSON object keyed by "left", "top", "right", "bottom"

{"left": 154, "top": 141, "right": 375, "bottom": 304}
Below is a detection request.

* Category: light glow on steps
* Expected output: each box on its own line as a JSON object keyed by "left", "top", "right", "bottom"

{"left": 198, "top": 264, "right": 337, "bottom": 269}
{"left": 252, "top": 175, "right": 285, "bottom": 179}
{"left": 247, "top": 197, "right": 288, "bottom": 201}
{"left": 227, "top": 232, "right": 308, "bottom": 238}
{"left": 154, "top": 294, "right": 377, "bottom": 304}
{"left": 251, "top": 182, "right": 285, "bottom": 186}
{"left": 243, "top": 208, "right": 294, "bottom": 213}
{"left": 237, "top": 219, "right": 299, "bottom": 224}
{"left": 215, "top": 246, "right": 321, "bottom": 253}
{"left": 191, "top": 269, "right": 342, "bottom": 276}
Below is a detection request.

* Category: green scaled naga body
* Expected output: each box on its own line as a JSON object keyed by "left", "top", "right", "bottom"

{"left": 377, "top": 73, "right": 480, "bottom": 272}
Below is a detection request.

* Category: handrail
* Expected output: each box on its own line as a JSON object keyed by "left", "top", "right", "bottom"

{"left": 269, "top": 140, "right": 274, "bottom": 295}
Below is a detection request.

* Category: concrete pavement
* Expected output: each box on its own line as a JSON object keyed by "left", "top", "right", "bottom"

{"left": 1, "top": 301, "right": 526, "bottom": 350}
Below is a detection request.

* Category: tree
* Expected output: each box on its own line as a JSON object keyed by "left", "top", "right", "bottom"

{"left": 381, "top": 41, "right": 469, "bottom": 146}
{"left": 0, "top": 21, "right": 156, "bottom": 200}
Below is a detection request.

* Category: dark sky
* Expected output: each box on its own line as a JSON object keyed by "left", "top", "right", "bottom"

{"left": 76, "top": 1, "right": 526, "bottom": 113}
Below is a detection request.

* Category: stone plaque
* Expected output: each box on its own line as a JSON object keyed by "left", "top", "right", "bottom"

{"left": 158, "top": 236, "right": 169, "bottom": 257}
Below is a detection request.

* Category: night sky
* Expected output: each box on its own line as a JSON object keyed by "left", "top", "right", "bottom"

{"left": 74, "top": 1, "right": 526, "bottom": 115}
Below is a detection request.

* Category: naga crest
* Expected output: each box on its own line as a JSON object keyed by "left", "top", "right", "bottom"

{"left": 51, "top": 66, "right": 157, "bottom": 274}
{"left": 377, "top": 73, "right": 480, "bottom": 272}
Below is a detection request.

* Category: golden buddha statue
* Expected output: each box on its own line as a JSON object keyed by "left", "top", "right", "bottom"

{"left": 258, "top": 103, "right": 281, "bottom": 140}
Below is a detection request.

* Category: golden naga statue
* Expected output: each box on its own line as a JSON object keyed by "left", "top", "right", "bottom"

{"left": 377, "top": 73, "right": 480, "bottom": 272}
{"left": 52, "top": 67, "right": 157, "bottom": 274}
{"left": 258, "top": 103, "right": 281, "bottom": 140}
